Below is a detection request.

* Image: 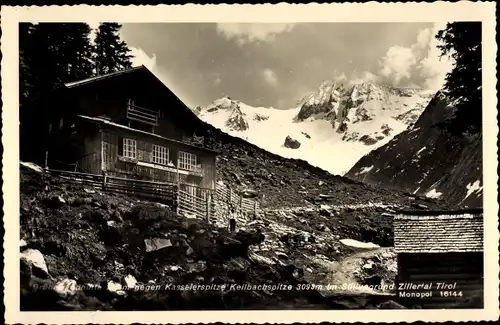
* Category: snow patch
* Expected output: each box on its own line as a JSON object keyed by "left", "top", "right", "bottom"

{"left": 415, "top": 146, "right": 427, "bottom": 156}
{"left": 357, "top": 165, "right": 374, "bottom": 175}
{"left": 340, "top": 239, "right": 380, "bottom": 249}
{"left": 463, "top": 180, "right": 483, "bottom": 201}
{"left": 425, "top": 189, "right": 443, "bottom": 199}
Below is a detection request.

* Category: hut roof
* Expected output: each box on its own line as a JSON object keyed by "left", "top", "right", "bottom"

{"left": 394, "top": 210, "right": 483, "bottom": 253}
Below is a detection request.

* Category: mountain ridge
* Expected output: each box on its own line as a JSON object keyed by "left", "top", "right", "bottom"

{"left": 346, "top": 92, "right": 483, "bottom": 208}
{"left": 196, "top": 80, "right": 435, "bottom": 175}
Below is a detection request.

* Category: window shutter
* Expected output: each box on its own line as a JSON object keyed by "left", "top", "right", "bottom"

{"left": 118, "top": 137, "right": 124, "bottom": 155}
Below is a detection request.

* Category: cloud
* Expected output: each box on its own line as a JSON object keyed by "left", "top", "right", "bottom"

{"left": 376, "top": 22, "right": 454, "bottom": 90}
{"left": 350, "top": 71, "right": 379, "bottom": 85}
{"left": 129, "top": 46, "right": 158, "bottom": 71}
{"left": 261, "top": 68, "right": 279, "bottom": 87}
{"left": 216, "top": 23, "right": 295, "bottom": 46}
{"left": 332, "top": 70, "right": 348, "bottom": 83}
{"left": 320, "top": 23, "right": 453, "bottom": 92}
{"left": 416, "top": 23, "right": 455, "bottom": 90}
{"left": 128, "top": 46, "right": 196, "bottom": 107}
{"left": 379, "top": 46, "right": 417, "bottom": 84}
{"left": 331, "top": 69, "right": 378, "bottom": 85}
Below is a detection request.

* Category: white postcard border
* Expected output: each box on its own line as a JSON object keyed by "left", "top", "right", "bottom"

{"left": 2, "top": 2, "right": 498, "bottom": 323}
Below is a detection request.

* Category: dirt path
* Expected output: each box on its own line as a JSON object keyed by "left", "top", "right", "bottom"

{"left": 308, "top": 247, "right": 396, "bottom": 296}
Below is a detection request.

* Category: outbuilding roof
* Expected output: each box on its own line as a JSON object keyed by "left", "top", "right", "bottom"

{"left": 394, "top": 210, "right": 484, "bottom": 253}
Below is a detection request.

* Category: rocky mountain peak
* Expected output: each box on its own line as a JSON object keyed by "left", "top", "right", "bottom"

{"left": 197, "top": 79, "right": 435, "bottom": 175}
{"left": 225, "top": 104, "right": 249, "bottom": 131}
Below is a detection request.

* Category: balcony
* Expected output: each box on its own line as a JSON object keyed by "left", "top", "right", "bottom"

{"left": 187, "top": 165, "right": 203, "bottom": 177}
{"left": 126, "top": 103, "right": 159, "bottom": 126}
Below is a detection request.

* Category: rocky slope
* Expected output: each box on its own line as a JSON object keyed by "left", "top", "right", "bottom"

{"left": 20, "top": 164, "right": 415, "bottom": 310}
{"left": 197, "top": 82, "right": 434, "bottom": 175}
{"left": 346, "top": 92, "right": 483, "bottom": 208}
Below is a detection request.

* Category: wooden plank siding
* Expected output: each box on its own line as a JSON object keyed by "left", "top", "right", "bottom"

{"left": 99, "top": 126, "right": 216, "bottom": 190}
{"left": 396, "top": 252, "right": 484, "bottom": 308}
{"left": 79, "top": 129, "right": 102, "bottom": 174}
{"left": 46, "top": 120, "right": 101, "bottom": 173}
{"left": 62, "top": 67, "right": 203, "bottom": 142}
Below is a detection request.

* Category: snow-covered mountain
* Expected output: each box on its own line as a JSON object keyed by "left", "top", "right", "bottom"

{"left": 197, "top": 81, "right": 435, "bottom": 175}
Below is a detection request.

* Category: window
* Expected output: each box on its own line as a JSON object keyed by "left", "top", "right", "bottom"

{"left": 152, "top": 145, "right": 169, "bottom": 165}
{"left": 126, "top": 98, "right": 134, "bottom": 107}
{"left": 123, "top": 138, "right": 137, "bottom": 159}
{"left": 178, "top": 151, "right": 197, "bottom": 171}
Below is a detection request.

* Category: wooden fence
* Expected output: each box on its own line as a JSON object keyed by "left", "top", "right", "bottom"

{"left": 46, "top": 169, "right": 261, "bottom": 225}
{"left": 178, "top": 183, "right": 215, "bottom": 220}
{"left": 214, "top": 182, "right": 260, "bottom": 225}
{"left": 46, "top": 169, "right": 177, "bottom": 206}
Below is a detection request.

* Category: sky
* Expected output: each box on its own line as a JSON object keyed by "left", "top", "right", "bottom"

{"left": 109, "top": 22, "right": 454, "bottom": 109}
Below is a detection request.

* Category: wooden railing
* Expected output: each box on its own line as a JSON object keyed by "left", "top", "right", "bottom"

{"left": 186, "top": 165, "right": 203, "bottom": 177}
{"left": 45, "top": 169, "right": 261, "bottom": 225}
{"left": 126, "top": 103, "right": 159, "bottom": 126}
{"left": 46, "top": 169, "right": 177, "bottom": 206}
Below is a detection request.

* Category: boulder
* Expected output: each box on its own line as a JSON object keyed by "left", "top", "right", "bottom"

{"left": 362, "top": 262, "right": 374, "bottom": 270}
{"left": 249, "top": 252, "right": 275, "bottom": 265}
{"left": 319, "top": 205, "right": 331, "bottom": 217}
{"left": 317, "top": 223, "right": 326, "bottom": 231}
{"left": 53, "top": 278, "right": 78, "bottom": 298}
{"left": 381, "top": 123, "right": 393, "bottom": 136}
{"left": 241, "top": 188, "right": 259, "bottom": 198}
{"left": 336, "top": 122, "right": 348, "bottom": 133}
{"left": 359, "top": 135, "right": 378, "bottom": 145}
{"left": 284, "top": 136, "right": 301, "bottom": 149}
{"left": 123, "top": 275, "right": 137, "bottom": 289}
{"left": 144, "top": 238, "right": 173, "bottom": 252}
{"left": 107, "top": 280, "right": 126, "bottom": 296}
{"left": 20, "top": 248, "right": 49, "bottom": 277}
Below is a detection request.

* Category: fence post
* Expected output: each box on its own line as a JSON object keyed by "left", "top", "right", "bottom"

{"left": 206, "top": 191, "right": 210, "bottom": 222}
{"left": 102, "top": 171, "right": 107, "bottom": 191}
{"left": 173, "top": 185, "right": 179, "bottom": 214}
